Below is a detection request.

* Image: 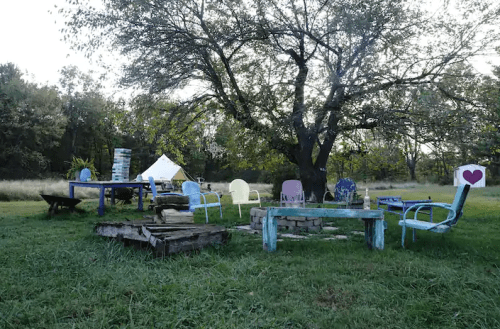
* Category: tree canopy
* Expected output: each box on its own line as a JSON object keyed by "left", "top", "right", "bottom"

{"left": 0, "top": 63, "right": 66, "bottom": 178}
{"left": 61, "top": 0, "right": 500, "bottom": 200}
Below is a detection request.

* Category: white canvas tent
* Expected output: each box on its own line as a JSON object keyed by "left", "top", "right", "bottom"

{"left": 140, "top": 154, "right": 188, "bottom": 181}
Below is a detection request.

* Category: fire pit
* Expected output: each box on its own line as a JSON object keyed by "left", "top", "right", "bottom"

{"left": 250, "top": 207, "right": 322, "bottom": 232}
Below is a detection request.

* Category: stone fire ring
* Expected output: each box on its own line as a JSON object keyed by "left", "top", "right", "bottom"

{"left": 250, "top": 207, "right": 322, "bottom": 232}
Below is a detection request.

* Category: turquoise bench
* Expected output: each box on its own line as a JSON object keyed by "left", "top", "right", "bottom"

{"left": 262, "top": 207, "right": 386, "bottom": 251}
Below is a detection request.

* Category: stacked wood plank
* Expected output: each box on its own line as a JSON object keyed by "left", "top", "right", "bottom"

{"left": 153, "top": 195, "right": 193, "bottom": 224}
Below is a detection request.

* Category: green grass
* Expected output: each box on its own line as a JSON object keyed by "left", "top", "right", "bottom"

{"left": 1, "top": 184, "right": 500, "bottom": 328}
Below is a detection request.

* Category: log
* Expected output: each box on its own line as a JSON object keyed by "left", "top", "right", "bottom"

{"left": 158, "top": 209, "right": 194, "bottom": 224}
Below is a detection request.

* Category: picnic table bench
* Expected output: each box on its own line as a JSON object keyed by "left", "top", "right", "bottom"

{"left": 376, "top": 196, "right": 433, "bottom": 221}
{"left": 262, "top": 207, "right": 386, "bottom": 251}
{"left": 40, "top": 194, "right": 82, "bottom": 215}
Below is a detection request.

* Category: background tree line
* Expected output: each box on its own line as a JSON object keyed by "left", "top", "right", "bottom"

{"left": 1, "top": 57, "right": 499, "bottom": 186}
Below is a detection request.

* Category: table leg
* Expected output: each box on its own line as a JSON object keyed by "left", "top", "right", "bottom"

{"left": 262, "top": 214, "right": 277, "bottom": 252}
{"left": 373, "top": 219, "right": 386, "bottom": 250}
{"left": 98, "top": 187, "right": 105, "bottom": 216}
{"left": 69, "top": 184, "right": 75, "bottom": 198}
{"left": 138, "top": 185, "right": 143, "bottom": 211}
{"left": 364, "top": 219, "right": 374, "bottom": 250}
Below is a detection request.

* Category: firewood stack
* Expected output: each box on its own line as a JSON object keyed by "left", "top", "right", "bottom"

{"left": 154, "top": 195, "right": 193, "bottom": 224}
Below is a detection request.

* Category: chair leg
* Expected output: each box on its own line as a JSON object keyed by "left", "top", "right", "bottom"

{"left": 412, "top": 228, "right": 416, "bottom": 242}
{"left": 238, "top": 204, "right": 242, "bottom": 218}
{"left": 204, "top": 206, "right": 209, "bottom": 224}
{"left": 401, "top": 226, "right": 406, "bottom": 248}
{"left": 219, "top": 204, "right": 222, "bottom": 219}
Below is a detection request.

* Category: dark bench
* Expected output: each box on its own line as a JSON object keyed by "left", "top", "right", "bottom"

{"left": 40, "top": 194, "right": 82, "bottom": 215}
{"left": 377, "top": 196, "right": 433, "bottom": 221}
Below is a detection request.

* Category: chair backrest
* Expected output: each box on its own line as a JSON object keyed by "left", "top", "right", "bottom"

{"left": 449, "top": 184, "right": 471, "bottom": 225}
{"left": 148, "top": 176, "right": 157, "bottom": 198}
{"left": 229, "top": 179, "right": 250, "bottom": 203}
{"left": 334, "top": 178, "right": 357, "bottom": 202}
{"left": 281, "top": 180, "right": 304, "bottom": 203}
{"left": 182, "top": 181, "right": 201, "bottom": 207}
{"left": 80, "top": 168, "right": 91, "bottom": 182}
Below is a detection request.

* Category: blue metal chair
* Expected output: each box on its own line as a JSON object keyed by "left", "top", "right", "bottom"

{"left": 182, "top": 181, "right": 222, "bottom": 223}
{"left": 323, "top": 178, "right": 357, "bottom": 207}
{"left": 399, "top": 184, "right": 471, "bottom": 248}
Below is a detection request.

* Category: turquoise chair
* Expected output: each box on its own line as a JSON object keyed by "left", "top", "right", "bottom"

{"left": 182, "top": 181, "right": 222, "bottom": 223}
{"left": 399, "top": 184, "right": 470, "bottom": 248}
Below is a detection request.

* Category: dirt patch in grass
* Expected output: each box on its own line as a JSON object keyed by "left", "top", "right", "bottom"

{"left": 316, "top": 287, "right": 358, "bottom": 311}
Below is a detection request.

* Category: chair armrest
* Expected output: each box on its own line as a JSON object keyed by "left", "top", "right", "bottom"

{"left": 322, "top": 190, "right": 332, "bottom": 203}
{"left": 402, "top": 202, "right": 455, "bottom": 229}
{"left": 201, "top": 191, "right": 221, "bottom": 202}
{"left": 184, "top": 191, "right": 208, "bottom": 203}
{"left": 249, "top": 190, "right": 261, "bottom": 200}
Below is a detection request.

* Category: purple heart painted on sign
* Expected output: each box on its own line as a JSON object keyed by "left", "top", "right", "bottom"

{"left": 463, "top": 170, "right": 483, "bottom": 185}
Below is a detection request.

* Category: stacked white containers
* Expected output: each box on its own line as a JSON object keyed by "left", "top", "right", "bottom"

{"left": 112, "top": 148, "right": 131, "bottom": 181}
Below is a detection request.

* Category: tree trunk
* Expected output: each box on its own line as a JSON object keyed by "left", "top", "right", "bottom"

{"left": 297, "top": 159, "right": 327, "bottom": 203}
{"left": 406, "top": 157, "right": 417, "bottom": 181}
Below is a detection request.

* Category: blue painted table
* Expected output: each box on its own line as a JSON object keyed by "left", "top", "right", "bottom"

{"left": 263, "top": 207, "right": 386, "bottom": 251}
{"left": 69, "top": 181, "right": 144, "bottom": 216}
{"left": 376, "top": 196, "right": 433, "bottom": 222}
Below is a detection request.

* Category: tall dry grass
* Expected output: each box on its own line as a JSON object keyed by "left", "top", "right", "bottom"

{"left": 0, "top": 178, "right": 465, "bottom": 203}
{"left": 203, "top": 182, "right": 273, "bottom": 195}
{"left": 0, "top": 179, "right": 273, "bottom": 202}
{"left": 0, "top": 179, "right": 100, "bottom": 201}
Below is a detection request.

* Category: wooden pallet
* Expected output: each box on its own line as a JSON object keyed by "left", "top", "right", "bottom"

{"left": 95, "top": 220, "right": 230, "bottom": 257}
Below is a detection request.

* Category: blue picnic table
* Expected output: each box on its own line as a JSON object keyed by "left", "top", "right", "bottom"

{"left": 69, "top": 181, "right": 144, "bottom": 216}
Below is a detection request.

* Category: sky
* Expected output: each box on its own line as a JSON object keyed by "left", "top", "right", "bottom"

{"left": 0, "top": 1, "right": 497, "bottom": 100}
{"left": 0, "top": 0, "right": 122, "bottom": 95}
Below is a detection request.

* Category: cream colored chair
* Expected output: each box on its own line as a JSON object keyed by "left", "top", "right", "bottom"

{"left": 229, "top": 179, "right": 261, "bottom": 218}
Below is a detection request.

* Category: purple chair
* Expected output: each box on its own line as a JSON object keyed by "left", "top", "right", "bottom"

{"left": 280, "top": 180, "right": 305, "bottom": 207}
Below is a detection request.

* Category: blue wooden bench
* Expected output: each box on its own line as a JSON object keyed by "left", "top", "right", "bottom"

{"left": 262, "top": 207, "right": 386, "bottom": 251}
{"left": 377, "top": 196, "right": 433, "bottom": 222}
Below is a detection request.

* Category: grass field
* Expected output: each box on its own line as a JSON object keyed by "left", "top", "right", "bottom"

{"left": 0, "top": 183, "right": 499, "bottom": 328}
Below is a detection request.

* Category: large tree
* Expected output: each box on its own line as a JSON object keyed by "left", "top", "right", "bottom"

{"left": 61, "top": 0, "right": 500, "bottom": 200}
{"left": 474, "top": 64, "right": 500, "bottom": 179}
{"left": 0, "top": 63, "right": 67, "bottom": 179}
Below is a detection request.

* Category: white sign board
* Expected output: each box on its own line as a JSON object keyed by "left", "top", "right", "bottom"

{"left": 454, "top": 164, "right": 486, "bottom": 188}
